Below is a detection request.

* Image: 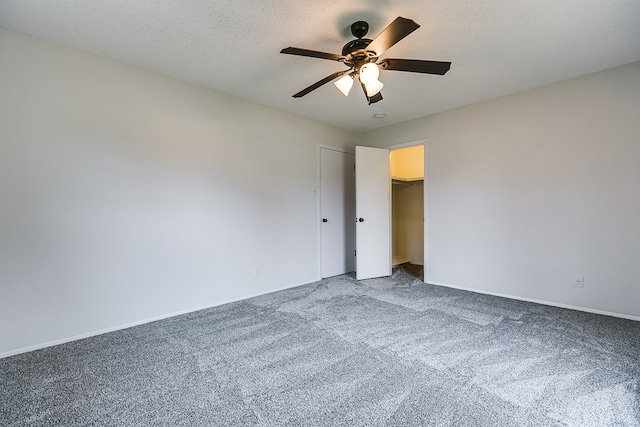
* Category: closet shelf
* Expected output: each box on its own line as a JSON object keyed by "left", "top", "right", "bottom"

{"left": 392, "top": 176, "right": 423, "bottom": 186}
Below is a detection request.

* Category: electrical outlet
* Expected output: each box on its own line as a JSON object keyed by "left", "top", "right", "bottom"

{"left": 253, "top": 266, "right": 261, "bottom": 278}
{"left": 573, "top": 275, "right": 584, "bottom": 288}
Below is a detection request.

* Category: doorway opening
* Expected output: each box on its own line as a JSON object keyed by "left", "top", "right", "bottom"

{"left": 390, "top": 145, "right": 424, "bottom": 271}
{"left": 321, "top": 141, "right": 426, "bottom": 281}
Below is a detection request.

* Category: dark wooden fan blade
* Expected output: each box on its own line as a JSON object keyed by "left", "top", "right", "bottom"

{"left": 365, "top": 17, "right": 420, "bottom": 57}
{"left": 379, "top": 59, "right": 451, "bottom": 75}
{"left": 360, "top": 83, "right": 383, "bottom": 105}
{"left": 293, "top": 70, "right": 348, "bottom": 98}
{"left": 369, "top": 92, "right": 383, "bottom": 104}
{"left": 281, "top": 47, "right": 345, "bottom": 61}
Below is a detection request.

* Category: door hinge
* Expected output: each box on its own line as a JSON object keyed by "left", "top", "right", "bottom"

{"left": 354, "top": 250, "right": 356, "bottom": 256}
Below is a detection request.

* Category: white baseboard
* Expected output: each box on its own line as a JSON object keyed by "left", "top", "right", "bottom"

{"left": 392, "top": 256, "right": 409, "bottom": 266}
{"left": 428, "top": 281, "right": 640, "bottom": 322}
{"left": 392, "top": 259, "right": 424, "bottom": 267}
{"left": 6, "top": 278, "right": 638, "bottom": 359}
{"left": 0, "top": 280, "right": 311, "bottom": 359}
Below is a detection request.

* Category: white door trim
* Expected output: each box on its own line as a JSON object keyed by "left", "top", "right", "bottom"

{"left": 384, "top": 138, "right": 427, "bottom": 150}
{"left": 386, "top": 139, "right": 428, "bottom": 283}
{"left": 317, "top": 143, "right": 355, "bottom": 154}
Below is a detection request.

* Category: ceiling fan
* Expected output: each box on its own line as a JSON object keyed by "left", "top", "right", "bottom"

{"left": 280, "top": 17, "right": 451, "bottom": 104}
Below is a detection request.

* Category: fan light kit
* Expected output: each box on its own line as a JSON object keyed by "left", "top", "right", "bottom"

{"left": 281, "top": 17, "right": 451, "bottom": 104}
{"left": 334, "top": 74, "right": 354, "bottom": 96}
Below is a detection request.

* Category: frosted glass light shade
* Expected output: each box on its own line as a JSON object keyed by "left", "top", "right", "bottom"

{"left": 334, "top": 74, "right": 354, "bottom": 96}
{"left": 364, "top": 79, "right": 384, "bottom": 97}
{"left": 359, "top": 63, "right": 380, "bottom": 85}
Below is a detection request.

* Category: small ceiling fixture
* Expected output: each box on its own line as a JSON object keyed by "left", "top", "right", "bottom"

{"left": 281, "top": 17, "right": 451, "bottom": 105}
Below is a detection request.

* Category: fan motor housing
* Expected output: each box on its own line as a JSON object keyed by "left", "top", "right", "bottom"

{"left": 341, "top": 38, "right": 372, "bottom": 56}
{"left": 341, "top": 39, "right": 378, "bottom": 72}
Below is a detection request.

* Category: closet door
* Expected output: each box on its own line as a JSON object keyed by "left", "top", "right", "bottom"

{"left": 320, "top": 148, "right": 355, "bottom": 278}
{"left": 355, "top": 146, "right": 391, "bottom": 280}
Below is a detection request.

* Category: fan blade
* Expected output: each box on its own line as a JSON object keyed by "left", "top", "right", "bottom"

{"left": 369, "top": 92, "right": 383, "bottom": 104}
{"left": 379, "top": 59, "right": 451, "bottom": 75}
{"left": 293, "top": 70, "right": 348, "bottom": 98}
{"left": 365, "top": 17, "right": 420, "bottom": 57}
{"left": 281, "top": 47, "right": 345, "bottom": 61}
{"left": 360, "top": 82, "right": 383, "bottom": 105}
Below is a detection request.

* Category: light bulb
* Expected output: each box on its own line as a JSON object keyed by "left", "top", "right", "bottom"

{"left": 334, "top": 74, "right": 354, "bottom": 96}
{"left": 364, "top": 79, "right": 384, "bottom": 97}
{"left": 359, "top": 63, "right": 380, "bottom": 85}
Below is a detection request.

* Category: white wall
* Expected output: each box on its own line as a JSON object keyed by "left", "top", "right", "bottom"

{"left": 363, "top": 62, "right": 640, "bottom": 318}
{"left": 2, "top": 28, "right": 638, "bottom": 357}
{"left": 0, "top": 29, "right": 357, "bottom": 356}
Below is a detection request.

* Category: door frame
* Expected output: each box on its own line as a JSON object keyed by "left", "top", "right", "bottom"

{"left": 385, "top": 139, "right": 428, "bottom": 282}
{"left": 316, "top": 144, "right": 355, "bottom": 281}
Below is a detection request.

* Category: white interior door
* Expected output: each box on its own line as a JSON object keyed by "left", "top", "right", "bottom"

{"left": 320, "top": 148, "right": 355, "bottom": 278}
{"left": 355, "top": 146, "right": 391, "bottom": 280}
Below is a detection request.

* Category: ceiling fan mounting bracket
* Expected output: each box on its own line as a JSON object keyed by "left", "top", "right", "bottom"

{"left": 350, "top": 21, "right": 369, "bottom": 39}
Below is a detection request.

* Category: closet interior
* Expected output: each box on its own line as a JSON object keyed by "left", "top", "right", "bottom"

{"left": 390, "top": 145, "right": 424, "bottom": 266}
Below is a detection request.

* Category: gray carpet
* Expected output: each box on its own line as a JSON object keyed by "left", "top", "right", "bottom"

{"left": 2, "top": 265, "right": 639, "bottom": 426}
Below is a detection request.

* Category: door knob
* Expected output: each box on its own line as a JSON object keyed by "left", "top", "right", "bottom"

{"left": 358, "top": 218, "right": 365, "bottom": 222}
{"left": 322, "top": 218, "right": 328, "bottom": 223}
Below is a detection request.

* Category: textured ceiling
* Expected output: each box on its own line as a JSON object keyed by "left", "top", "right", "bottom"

{"left": 1, "top": 1, "right": 639, "bottom": 133}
